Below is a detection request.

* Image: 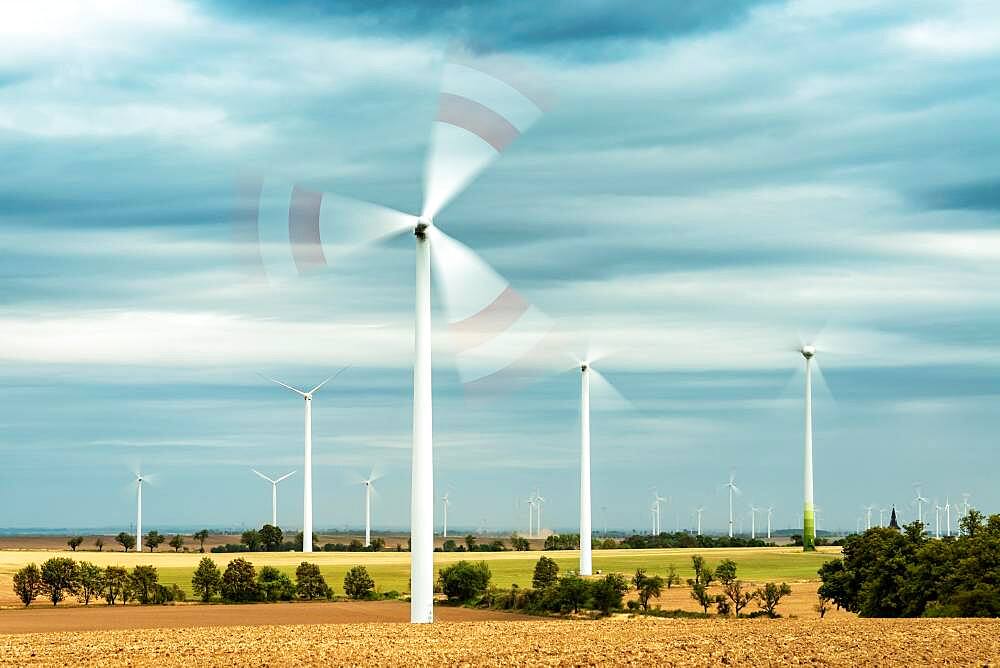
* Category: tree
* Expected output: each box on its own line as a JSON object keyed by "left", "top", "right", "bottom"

{"left": 259, "top": 524, "right": 284, "bottom": 552}
{"left": 438, "top": 560, "right": 491, "bottom": 602}
{"left": 191, "top": 557, "right": 222, "bottom": 602}
{"left": 295, "top": 532, "right": 319, "bottom": 552}
{"left": 344, "top": 565, "right": 376, "bottom": 600}
{"left": 77, "top": 562, "right": 104, "bottom": 605}
{"left": 632, "top": 569, "right": 663, "bottom": 612}
{"left": 442, "top": 539, "right": 457, "bottom": 552}
{"left": 103, "top": 566, "right": 130, "bottom": 605}
{"left": 687, "top": 555, "right": 715, "bottom": 613}
{"left": 95, "top": 537, "right": 104, "bottom": 552}
{"left": 116, "top": 532, "right": 136, "bottom": 552}
{"left": 532, "top": 556, "right": 560, "bottom": 589}
{"left": 67, "top": 536, "right": 84, "bottom": 552}
{"left": 295, "top": 561, "right": 331, "bottom": 600}
{"left": 510, "top": 533, "right": 530, "bottom": 551}
{"left": 715, "top": 559, "right": 752, "bottom": 616}
{"left": 554, "top": 574, "right": 590, "bottom": 613}
{"left": 241, "top": 529, "right": 262, "bottom": 552}
{"left": 221, "top": 558, "right": 259, "bottom": 602}
{"left": 144, "top": 531, "right": 165, "bottom": 552}
{"left": 714, "top": 559, "right": 737, "bottom": 586}
{"left": 665, "top": 564, "right": 680, "bottom": 588}
{"left": 130, "top": 565, "right": 158, "bottom": 604}
{"left": 40, "top": 557, "right": 80, "bottom": 605}
{"left": 168, "top": 534, "right": 185, "bottom": 552}
{"left": 816, "top": 595, "right": 831, "bottom": 619}
{"left": 194, "top": 529, "right": 210, "bottom": 552}
{"left": 13, "top": 564, "right": 42, "bottom": 607}
{"left": 257, "top": 566, "right": 295, "bottom": 601}
{"left": 590, "top": 573, "right": 629, "bottom": 614}
{"left": 464, "top": 534, "right": 478, "bottom": 551}
{"left": 755, "top": 582, "right": 792, "bottom": 617}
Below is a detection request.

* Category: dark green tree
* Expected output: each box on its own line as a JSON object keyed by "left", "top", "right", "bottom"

{"left": 130, "top": 565, "right": 158, "bottom": 604}
{"left": 510, "top": 533, "right": 530, "bottom": 551}
{"left": 553, "top": 574, "right": 590, "bottom": 613}
{"left": 295, "top": 561, "right": 331, "bottom": 600}
{"left": 40, "top": 557, "right": 80, "bottom": 605}
{"left": 67, "top": 536, "right": 84, "bottom": 551}
{"left": 94, "top": 537, "right": 104, "bottom": 552}
{"left": 102, "top": 566, "right": 130, "bottom": 605}
{"left": 464, "top": 534, "right": 477, "bottom": 550}
{"left": 221, "top": 558, "right": 259, "bottom": 602}
{"left": 77, "top": 562, "right": 104, "bottom": 605}
{"left": 144, "top": 531, "right": 165, "bottom": 553}
{"left": 168, "top": 534, "right": 185, "bottom": 552}
{"left": 532, "top": 556, "right": 560, "bottom": 589}
{"left": 438, "top": 560, "right": 491, "bottom": 602}
{"left": 632, "top": 569, "right": 663, "bottom": 612}
{"left": 191, "top": 557, "right": 222, "bottom": 602}
{"left": 115, "top": 532, "right": 136, "bottom": 552}
{"left": 343, "top": 565, "right": 376, "bottom": 600}
{"left": 12, "top": 564, "right": 42, "bottom": 607}
{"left": 590, "top": 573, "right": 629, "bottom": 614}
{"left": 241, "top": 529, "right": 262, "bottom": 552}
{"left": 193, "top": 529, "right": 210, "bottom": 552}
{"left": 755, "top": 582, "right": 793, "bottom": 617}
{"left": 257, "top": 566, "right": 295, "bottom": 601}
{"left": 259, "top": 525, "right": 284, "bottom": 551}
{"left": 687, "top": 555, "right": 715, "bottom": 613}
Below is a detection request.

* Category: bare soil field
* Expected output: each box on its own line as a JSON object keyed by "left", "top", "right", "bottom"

{"left": 0, "top": 600, "right": 531, "bottom": 634}
{"left": 2, "top": 616, "right": 997, "bottom": 666}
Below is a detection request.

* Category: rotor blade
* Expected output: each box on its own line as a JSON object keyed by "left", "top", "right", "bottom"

{"left": 234, "top": 177, "right": 416, "bottom": 283}
{"left": 262, "top": 375, "right": 306, "bottom": 397}
{"left": 274, "top": 471, "right": 296, "bottom": 484}
{"left": 430, "top": 227, "right": 565, "bottom": 394}
{"left": 309, "top": 365, "right": 350, "bottom": 395}
{"left": 421, "top": 49, "right": 551, "bottom": 220}
{"left": 589, "top": 367, "right": 635, "bottom": 413}
{"left": 251, "top": 469, "right": 276, "bottom": 484}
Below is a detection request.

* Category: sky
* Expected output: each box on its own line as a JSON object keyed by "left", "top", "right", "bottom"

{"left": 1, "top": 0, "right": 999, "bottom": 535}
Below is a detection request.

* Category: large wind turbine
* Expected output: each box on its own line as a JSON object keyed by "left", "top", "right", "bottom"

{"left": 135, "top": 473, "right": 145, "bottom": 550}
{"left": 724, "top": 474, "right": 740, "bottom": 538}
{"left": 266, "top": 371, "right": 346, "bottom": 552}
{"left": 362, "top": 472, "right": 380, "bottom": 548}
{"left": 237, "top": 52, "right": 550, "bottom": 623}
{"left": 252, "top": 469, "right": 296, "bottom": 527}
{"left": 800, "top": 344, "right": 818, "bottom": 551}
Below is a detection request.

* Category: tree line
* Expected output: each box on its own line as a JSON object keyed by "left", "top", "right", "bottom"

{"left": 818, "top": 511, "right": 1000, "bottom": 617}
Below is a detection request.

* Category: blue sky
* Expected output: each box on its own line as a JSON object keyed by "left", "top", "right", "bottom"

{"left": 1, "top": 0, "right": 998, "bottom": 535}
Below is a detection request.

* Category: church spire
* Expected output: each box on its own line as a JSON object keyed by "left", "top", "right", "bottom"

{"left": 888, "top": 506, "right": 900, "bottom": 530}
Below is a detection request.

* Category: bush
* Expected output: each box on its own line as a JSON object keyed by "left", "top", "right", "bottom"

{"left": 130, "top": 565, "right": 159, "bottom": 604}
{"left": 77, "top": 562, "right": 104, "bottom": 605}
{"left": 552, "top": 574, "right": 590, "bottom": 613}
{"left": 153, "top": 583, "right": 186, "bottom": 604}
{"left": 543, "top": 534, "right": 580, "bottom": 550}
{"left": 40, "top": 558, "right": 80, "bottom": 605}
{"left": 192, "top": 557, "right": 223, "bottom": 602}
{"left": 755, "top": 582, "right": 793, "bottom": 618}
{"left": 438, "top": 560, "right": 491, "bottom": 602}
{"left": 632, "top": 569, "right": 663, "bottom": 612}
{"left": 257, "top": 566, "right": 295, "bottom": 601}
{"left": 532, "top": 556, "right": 560, "bottom": 589}
{"left": 13, "top": 564, "right": 42, "bottom": 606}
{"left": 295, "top": 562, "right": 331, "bottom": 600}
{"left": 344, "top": 565, "right": 376, "bottom": 600}
{"left": 591, "top": 573, "right": 629, "bottom": 614}
{"left": 221, "top": 558, "right": 259, "bottom": 602}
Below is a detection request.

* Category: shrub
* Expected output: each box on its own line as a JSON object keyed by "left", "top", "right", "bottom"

{"left": 153, "top": 583, "right": 186, "bottom": 604}
{"left": 77, "top": 562, "right": 104, "bottom": 605}
{"left": 40, "top": 558, "right": 80, "bottom": 606}
{"left": 687, "top": 555, "right": 715, "bottom": 613}
{"left": 257, "top": 566, "right": 295, "bottom": 601}
{"left": 295, "top": 562, "right": 331, "bottom": 600}
{"left": 553, "top": 574, "right": 591, "bottom": 613}
{"left": 102, "top": 566, "right": 130, "bottom": 605}
{"left": 591, "top": 573, "right": 629, "bottom": 614}
{"left": 344, "top": 565, "right": 376, "bottom": 600}
{"left": 632, "top": 569, "right": 663, "bottom": 612}
{"left": 259, "top": 525, "right": 284, "bottom": 552}
{"left": 221, "top": 558, "right": 259, "bottom": 602}
{"left": 192, "top": 557, "right": 223, "bottom": 602}
{"left": 532, "top": 556, "right": 560, "bottom": 589}
{"left": 130, "top": 565, "right": 159, "bottom": 604}
{"left": 755, "top": 582, "right": 793, "bottom": 618}
{"left": 438, "top": 560, "right": 491, "bottom": 602}
{"left": 12, "top": 564, "right": 42, "bottom": 607}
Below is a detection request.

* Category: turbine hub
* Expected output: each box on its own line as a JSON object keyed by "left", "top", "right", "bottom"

{"left": 801, "top": 344, "right": 816, "bottom": 359}
{"left": 581, "top": 363, "right": 588, "bottom": 372}
{"left": 415, "top": 217, "right": 431, "bottom": 239}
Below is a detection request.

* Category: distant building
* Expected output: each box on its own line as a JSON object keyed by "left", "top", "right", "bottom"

{"left": 888, "top": 506, "right": 901, "bottom": 531}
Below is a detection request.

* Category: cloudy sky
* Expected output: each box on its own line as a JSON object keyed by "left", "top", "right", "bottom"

{"left": 2, "top": 0, "right": 998, "bottom": 535}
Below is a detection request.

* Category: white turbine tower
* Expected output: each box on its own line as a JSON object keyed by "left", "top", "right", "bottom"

{"left": 535, "top": 493, "right": 546, "bottom": 537}
{"left": 266, "top": 370, "right": 346, "bottom": 553}
{"left": 251, "top": 469, "right": 296, "bottom": 527}
{"left": 913, "top": 486, "right": 928, "bottom": 525}
{"left": 723, "top": 474, "right": 741, "bottom": 538}
{"left": 766, "top": 506, "right": 774, "bottom": 540}
{"left": 652, "top": 491, "right": 666, "bottom": 536}
{"left": 135, "top": 472, "right": 145, "bottom": 550}
{"left": 696, "top": 507, "right": 705, "bottom": 537}
{"left": 362, "top": 472, "right": 381, "bottom": 548}
{"left": 441, "top": 493, "right": 450, "bottom": 538}
{"left": 879, "top": 507, "right": 888, "bottom": 528}
{"left": 933, "top": 500, "right": 942, "bottom": 539}
{"left": 749, "top": 505, "right": 759, "bottom": 540}
{"left": 800, "top": 344, "right": 818, "bottom": 552}
{"left": 945, "top": 496, "right": 952, "bottom": 537}
{"left": 864, "top": 505, "right": 875, "bottom": 531}
{"left": 526, "top": 496, "right": 536, "bottom": 538}
{"left": 961, "top": 492, "right": 971, "bottom": 516}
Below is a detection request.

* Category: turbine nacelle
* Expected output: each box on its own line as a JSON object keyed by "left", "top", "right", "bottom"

{"left": 801, "top": 344, "right": 816, "bottom": 359}
{"left": 415, "top": 217, "right": 432, "bottom": 239}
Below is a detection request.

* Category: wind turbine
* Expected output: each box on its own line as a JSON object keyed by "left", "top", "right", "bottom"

{"left": 962, "top": 492, "right": 971, "bottom": 516}
{"left": 135, "top": 472, "right": 145, "bottom": 550}
{"left": 749, "top": 505, "right": 759, "bottom": 540}
{"left": 799, "top": 343, "right": 819, "bottom": 551}
{"left": 723, "top": 474, "right": 741, "bottom": 538}
{"left": 913, "top": 485, "right": 928, "bottom": 525}
{"left": 766, "top": 506, "right": 774, "bottom": 540}
{"left": 362, "top": 470, "right": 381, "bottom": 548}
{"left": 696, "top": 507, "right": 705, "bottom": 537}
{"left": 441, "top": 493, "right": 450, "bottom": 538}
{"left": 535, "top": 493, "right": 545, "bottom": 537}
{"left": 251, "top": 469, "right": 296, "bottom": 527}
{"left": 864, "top": 505, "right": 875, "bottom": 531}
{"left": 652, "top": 491, "right": 666, "bottom": 536}
{"left": 945, "top": 496, "right": 952, "bottom": 537}
{"left": 526, "top": 495, "right": 536, "bottom": 538}
{"left": 933, "top": 500, "right": 942, "bottom": 539}
{"left": 266, "top": 370, "right": 346, "bottom": 553}
{"left": 879, "top": 507, "right": 888, "bottom": 528}
{"left": 237, "top": 51, "right": 551, "bottom": 623}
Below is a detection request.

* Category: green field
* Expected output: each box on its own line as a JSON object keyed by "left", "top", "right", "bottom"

{"left": 1, "top": 547, "right": 840, "bottom": 600}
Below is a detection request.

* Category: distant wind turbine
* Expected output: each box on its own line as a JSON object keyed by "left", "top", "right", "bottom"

{"left": 362, "top": 470, "right": 381, "bottom": 548}
{"left": 913, "top": 485, "right": 928, "bottom": 525}
{"left": 696, "top": 507, "right": 705, "bottom": 537}
{"left": 265, "top": 368, "right": 348, "bottom": 553}
{"left": 864, "top": 505, "right": 875, "bottom": 531}
{"left": 766, "top": 506, "right": 774, "bottom": 540}
{"left": 945, "top": 496, "right": 952, "bottom": 537}
{"left": 441, "top": 493, "right": 450, "bottom": 538}
{"left": 135, "top": 472, "right": 146, "bottom": 550}
{"left": 750, "top": 505, "right": 759, "bottom": 540}
{"left": 251, "top": 469, "right": 296, "bottom": 527}
{"left": 879, "top": 507, "right": 888, "bottom": 528}
{"left": 723, "top": 473, "right": 741, "bottom": 538}
{"left": 652, "top": 491, "right": 666, "bottom": 536}
{"left": 933, "top": 500, "right": 942, "bottom": 539}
